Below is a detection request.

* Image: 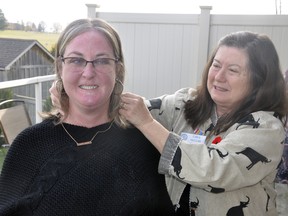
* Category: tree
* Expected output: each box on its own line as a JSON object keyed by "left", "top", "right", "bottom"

{"left": 53, "top": 22, "right": 62, "bottom": 33}
{"left": 32, "top": 22, "right": 37, "bottom": 31}
{"left": 0, "top": 9, "right": 7, "bottom": 30}
{"left": 37, "top": 21, "right": 46, "bottom": 32}
{"left": 20, "top": 21, "right": 25, "bottom": 30}
{"left": 25, "top": 21, "right": 33, "bottom": 31}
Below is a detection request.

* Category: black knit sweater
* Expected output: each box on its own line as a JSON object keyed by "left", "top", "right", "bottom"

{"left": 0, "top": 118, "right": 175, "bottom": 216}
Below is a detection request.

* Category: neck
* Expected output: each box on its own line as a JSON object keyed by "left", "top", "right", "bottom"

{"left": 65, "top": 112, "right": 111, "bottom": 128}
{"left": 215, "top": 106, "right": 229, "bottom": 117}
{"left": 65, "top": 102, "right": 112, "bottom": 127}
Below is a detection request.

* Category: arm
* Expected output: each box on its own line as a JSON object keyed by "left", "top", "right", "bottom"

{"left": 136, "top": 119, "right": 169, "bottom": 153}
{"left": 120, "top": 92, "right": 170, "bottom": 153}
{"left": 0, "top": 131, "right": 35, "bottom": 209}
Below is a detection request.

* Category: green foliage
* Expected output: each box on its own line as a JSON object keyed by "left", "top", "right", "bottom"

{"left": 43, "top": 97, "right": 52, "bottom": 112}
{"left": 0, "top": 9, "right": 7, "bottom": 30}
{"left": 0, "top": 88, "right": 13, "bottom": 107}
{"left": 50, "top": 44, "right": 56, "bottom": 56}
{"left": 0, "top": 88, "right": 13, "bottom": 99}
{"left": 0, "top": 146, "right": 8, "bottom": 171}
{"left": 0, "top": 89, "right": 13, "bottom": 145}
{"left": 0, "top": 134, "right": 6, "bottom": 146}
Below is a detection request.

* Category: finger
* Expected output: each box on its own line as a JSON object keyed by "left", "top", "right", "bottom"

{"left": 121, "top": 92, "right": 143, "bottom": 101}
{"left": 122, "top": 96, "right": 143, "bottom": 107}
{"left": 122, "top": 92, "right": 136, "bottom": 97}
{"left": 120, "top": 102, "right": 127, "bottom": 110}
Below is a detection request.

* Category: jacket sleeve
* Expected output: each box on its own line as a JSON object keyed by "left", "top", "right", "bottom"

{"left": 147, "top": 88, "right": 193, "bottom": 130}
{"left": 158, "top": 111, "right": 285, "bottom": 192}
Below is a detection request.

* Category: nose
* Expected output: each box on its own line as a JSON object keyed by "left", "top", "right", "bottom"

{"left": 82, "top": 62, "right": 96, "bottom": 78}
{"left": 215, "top": 68, "right": 226, "bottom": 82}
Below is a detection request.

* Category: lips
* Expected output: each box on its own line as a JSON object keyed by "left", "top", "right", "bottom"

{"left": 214, "top": 85, "right": 227, "bottom": 92}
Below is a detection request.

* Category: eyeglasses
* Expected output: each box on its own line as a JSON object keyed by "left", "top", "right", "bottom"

{"left": 61, "top": 56, "right": 119, "bottom": 72}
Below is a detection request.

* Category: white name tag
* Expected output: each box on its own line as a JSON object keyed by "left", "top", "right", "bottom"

{"left": 180, "top": 132, "right": 206, "bottom": 144}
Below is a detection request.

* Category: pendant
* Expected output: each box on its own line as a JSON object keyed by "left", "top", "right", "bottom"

{"left": 77, "top": 141, "right": 92, "bottom": 146}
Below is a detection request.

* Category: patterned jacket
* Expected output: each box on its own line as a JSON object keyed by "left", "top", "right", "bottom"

{"left": 147, "top": 88, "right": 284, "bottom": 216}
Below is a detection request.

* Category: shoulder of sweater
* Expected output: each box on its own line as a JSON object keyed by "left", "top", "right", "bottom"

{"left": 252, "top": 111, "right": 284, "bottom": 127}
{"left": 174, "top": 87, "right": 196, "bottom": 99}
{"left": 19, "top": 118, "right": 56, "bottom": 137}
{"left": 170, "top": 87, "right": 196, "bottom": 108}
{"left": 30, "top": 118, "right": 55, "bottom": 129}
{"left": 171, "top": 87, "right": 196, "bottom": 102}
{"left": 8, "top": 118, "right": 57, "bottom": 151}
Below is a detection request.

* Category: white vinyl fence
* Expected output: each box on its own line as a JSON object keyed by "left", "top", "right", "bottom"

{"left": 86, "top": 5, "right": 288, "bottom": 99}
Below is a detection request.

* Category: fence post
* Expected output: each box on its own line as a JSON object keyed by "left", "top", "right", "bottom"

{"left": 86, "top": 4, "right": 100, "bottom": 19}
{"left": 197, "top": 6, "right": 212, "bottom": 82}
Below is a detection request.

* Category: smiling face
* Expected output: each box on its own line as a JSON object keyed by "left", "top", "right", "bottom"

{"left": 60, "top": 30, "right": 117, "bottom": 117}
{"left": 207, "top": 46, "right": 250, "bottom": 115}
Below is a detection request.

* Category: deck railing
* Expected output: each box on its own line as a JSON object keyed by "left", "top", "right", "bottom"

{"left": 0, "top": 74, "right": 56, "bottom": 123}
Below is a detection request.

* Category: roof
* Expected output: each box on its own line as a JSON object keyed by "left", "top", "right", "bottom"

{"left": 0, "top": 38, "right": 54, "bottom": 70}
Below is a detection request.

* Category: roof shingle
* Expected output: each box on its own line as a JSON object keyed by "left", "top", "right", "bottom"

{"left": 0, "top": 38, "right": 37, "bottom": 69}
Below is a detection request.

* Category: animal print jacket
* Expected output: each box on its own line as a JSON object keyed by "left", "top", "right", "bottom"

{"left": 147, "top": 88, "right": 284, "bottom": 216}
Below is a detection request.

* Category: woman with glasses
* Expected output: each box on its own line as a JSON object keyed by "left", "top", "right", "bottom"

{"left": 120, "top": 31, "right": 288, "bottom": 215}
{"left": 0, "top": 18, "right": 174, "bottom": 215}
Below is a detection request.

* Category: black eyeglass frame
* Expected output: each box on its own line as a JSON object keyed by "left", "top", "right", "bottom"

{"left": 60, "top": 56, "right": 119, "bottom": 68}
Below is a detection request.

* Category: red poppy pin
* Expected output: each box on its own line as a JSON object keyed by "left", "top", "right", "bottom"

{"left": 212, "top": 136, "right": 222, "bottom": 144}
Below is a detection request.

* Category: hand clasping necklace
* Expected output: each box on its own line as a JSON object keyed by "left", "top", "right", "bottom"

{"left": 61, "top": 120, "right": 114, "bottom": 147}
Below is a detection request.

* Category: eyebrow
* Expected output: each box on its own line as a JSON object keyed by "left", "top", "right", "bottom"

{"left": 213, "top": 59, "right": 241, "bottom": 68}
{"left": 65, "top": 51, "right": 83, "bottom": 57}
{"left": 65, "top": 51, "right": 110, "bottom": 58}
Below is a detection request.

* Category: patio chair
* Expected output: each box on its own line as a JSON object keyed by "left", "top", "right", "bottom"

{"left": 0, "top": 99, "right": 32, "bottom": 147}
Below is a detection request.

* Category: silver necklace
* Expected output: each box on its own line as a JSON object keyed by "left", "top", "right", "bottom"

{"left": 61, "top": 120, "right": 114, "bottom": 146}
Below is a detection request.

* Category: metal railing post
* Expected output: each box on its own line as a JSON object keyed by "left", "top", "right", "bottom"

{"left": 0, "top": 74, "right": 56, "bottom": 124}
{"left": 35, "top": 82, "right": 43, "bottom": 123}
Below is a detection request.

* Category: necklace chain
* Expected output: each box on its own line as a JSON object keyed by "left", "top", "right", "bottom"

{"left": 61, "top": 120, "right": 114, "bottom": 146}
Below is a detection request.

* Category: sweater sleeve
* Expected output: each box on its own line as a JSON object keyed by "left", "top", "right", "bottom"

{"left": 0, "top": 119, "right": 54, "bottom": 214}
{"left": 0, "top": 128, "right": 35, "bottom": 212}
{"left": 158, "top": 111, "right": 284, "bottom": 192}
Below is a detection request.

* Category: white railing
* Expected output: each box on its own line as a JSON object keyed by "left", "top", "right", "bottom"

{"left": 0, "top": 74, "right": 56, "bottom": 123}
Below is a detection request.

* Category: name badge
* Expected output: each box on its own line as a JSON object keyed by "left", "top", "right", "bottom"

{"left": 180, "top": 132, "right": 206, "bottom": 144}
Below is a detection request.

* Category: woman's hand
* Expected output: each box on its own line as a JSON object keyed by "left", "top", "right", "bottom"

{"left": 119, "top": 92, "right": 153, "bottom": 128}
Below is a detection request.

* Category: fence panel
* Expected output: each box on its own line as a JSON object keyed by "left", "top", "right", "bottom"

{"left": 89, "top": 8, "right": 288, "bottom": 98}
